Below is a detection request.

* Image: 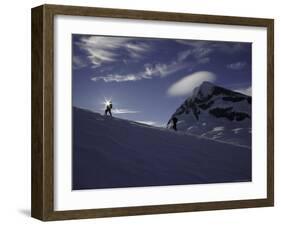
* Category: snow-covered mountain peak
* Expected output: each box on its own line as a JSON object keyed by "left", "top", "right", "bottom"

{"left": 198, "top": 81, "right": 216, "bottom": 93}
{"left": 168, "top": 82, "right": 252, "bottom": 147}
{"left": 191, "top": 81, "right": 216, "bottom": 100}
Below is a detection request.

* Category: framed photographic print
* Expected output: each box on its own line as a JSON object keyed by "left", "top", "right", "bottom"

{"left": 31, "top": 4, "right": 274, "bottom": 221}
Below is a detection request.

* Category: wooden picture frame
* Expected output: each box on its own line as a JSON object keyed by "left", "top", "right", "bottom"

{"left": 31, "top": 4, "right": 274, "bottom": 221}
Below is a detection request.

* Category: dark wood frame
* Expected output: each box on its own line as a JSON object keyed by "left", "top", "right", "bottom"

{"left": 31, "top": 4, "right": 274, "bottom": 221}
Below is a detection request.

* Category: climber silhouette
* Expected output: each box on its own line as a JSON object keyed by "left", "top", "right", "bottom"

{"left": 167, "top": 116, "right": 178, "bottom": 131}
{"left": 105, "top": 101, "right": 113, "bottom": 117}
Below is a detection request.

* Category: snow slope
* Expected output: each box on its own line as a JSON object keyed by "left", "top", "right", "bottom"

{"left": 73, "top": 107, "right": 251, "bottom": 190}
{"left": 168, "top": 82, "right": 252, "bottom": 147}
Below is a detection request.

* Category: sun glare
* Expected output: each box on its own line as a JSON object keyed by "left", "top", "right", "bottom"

{"left": 103, "top": 98, "right": 111, "bottom": 107}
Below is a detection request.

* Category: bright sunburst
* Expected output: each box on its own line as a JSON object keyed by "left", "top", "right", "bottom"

{"left": 103, "top": 98, "right": 111, "bottom": 107}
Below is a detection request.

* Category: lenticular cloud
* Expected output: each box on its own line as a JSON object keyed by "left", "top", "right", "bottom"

{"left": 167, "top": 71, "right": 216, "bottom": 97}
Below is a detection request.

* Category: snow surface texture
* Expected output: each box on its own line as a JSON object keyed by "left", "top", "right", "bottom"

{"left": 168, "top": 82, "right": 252, "bottom": 147}
{"left": 73, "top": 107, "right": 251, "bottom": 190}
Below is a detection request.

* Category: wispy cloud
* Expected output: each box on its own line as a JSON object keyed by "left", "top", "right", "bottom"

{"left": 73, "top": 56, "right": 87, "bottom": 69}
{"left": 112, "top": 108, "right": 140, "bottom": 114}
{"left": 193, "top": 47, "right": 213, "bottom": 59}
{"left": 92, "top": 60, "right": 188, "bottom": 82}
{"left": 87, "top": 38, "right": 248, "bottom": 83}
{"left": 136, "top": 121, "right": 165, "bottom": 127}
{"left": 76, "top": 36, "right": 151, "bottom": 68}
{"left": 177, "top": 50, "right": 192, "bottom": 61}
{"left": 167, "top": 71, "right": 216, "bottom": 97}
{"left": 92, "top": 74, "right": 141, "bottom": 82}
{"left": 126, "top": 43, "right": 150, "bottom": 58}
{"left": 227, "top": 62, "right": 247, "bottom": 70}
{"left": 136, "top": 121, "right": 157, "bottom": 126}
{"left": 176, "top": 45, "right": 212, "bottom": 62}
{"left": 234, "top": 86, "right": 252, "bottom": 96}
{"left": 91, "top": 45, "right": 212, "bottom": 82}
{"left": 143, "top": 61, "right": 188, "bottom": 78}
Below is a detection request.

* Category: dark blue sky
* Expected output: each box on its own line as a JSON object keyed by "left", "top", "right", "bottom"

{"left": 72, "top": 34, "right": 252, "bottom": 126}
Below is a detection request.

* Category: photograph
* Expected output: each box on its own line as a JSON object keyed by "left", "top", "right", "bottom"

{"left": 72, "top": 34, "right": 252, "bottom": 190}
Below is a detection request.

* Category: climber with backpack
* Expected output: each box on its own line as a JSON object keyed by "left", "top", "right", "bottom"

{"left": 105, "top": 100, "right": 113, "bottom": 117}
